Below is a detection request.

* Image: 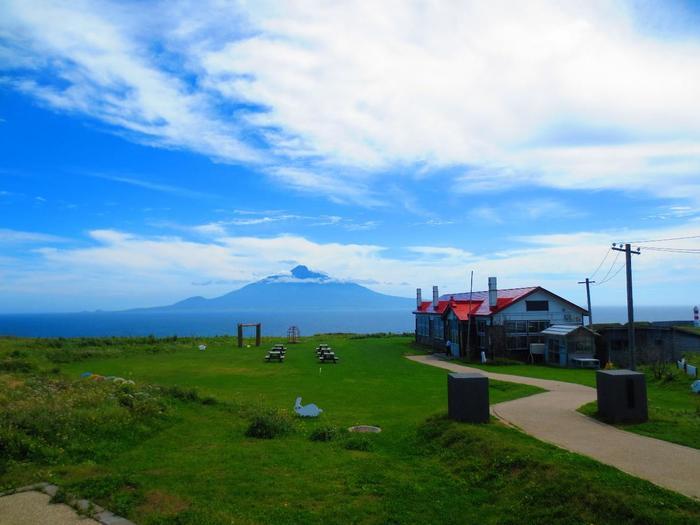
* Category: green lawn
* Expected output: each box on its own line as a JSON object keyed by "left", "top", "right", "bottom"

{"left": 468, "top": 362, "right": 598, "bottom": 387}
{"left": 1, "top": 335, "right": 699, "bottom": 524}
{"left": 466, "top": 361, "right": 700, "bottom": 449}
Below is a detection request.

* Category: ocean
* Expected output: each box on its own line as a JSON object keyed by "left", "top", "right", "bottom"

{"left": 0, "top": 305, "right": 696, "bottom": 338}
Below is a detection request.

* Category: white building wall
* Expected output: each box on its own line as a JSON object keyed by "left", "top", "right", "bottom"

{"left": 491, "top": 290, "right": 584, "bottom": 326}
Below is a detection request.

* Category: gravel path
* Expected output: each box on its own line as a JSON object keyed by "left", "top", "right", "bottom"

{"left": 0, "top": 491, "right": 99, "bottom": 525}
{"left": 407, "top": 354, "right": 700, "bottom": 500}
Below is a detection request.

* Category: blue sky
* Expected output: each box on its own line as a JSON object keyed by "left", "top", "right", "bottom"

{"left": 1, "top": 0, "right": 700, "bottom": 313}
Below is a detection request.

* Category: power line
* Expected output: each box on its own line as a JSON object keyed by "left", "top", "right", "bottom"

{"left": 595, "top": 249, "right": 620, "bottom": 284}
{"left": 627, "top": 234, "right": 700, "bottom": 244}
{"left": 589, "top": 248, "right": 611, "bottom": 280}
{"left": 641, "top": 247, "right": 700, "bottom": 254}
{"left": 596, "top": 261, "right": 625, "bottom": 285}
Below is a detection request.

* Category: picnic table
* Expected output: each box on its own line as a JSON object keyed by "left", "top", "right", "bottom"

{"left": 265, "top": 350, "right": 285, "bottom": 362}
{"left": 319, "top": 351, "right": 339, "bottom": 364}
{"left": 316, "top": 346, "right": 332, "bottom": 356}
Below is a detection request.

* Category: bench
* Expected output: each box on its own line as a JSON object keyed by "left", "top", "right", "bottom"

{"left": 571, "top": 357, "right": 600, "bottom": 369}
{"left": 265, "top": 351, "right": 285, "bottom": 362}
{"left": 319, "top": 352, "right": 339, "bottom": 364}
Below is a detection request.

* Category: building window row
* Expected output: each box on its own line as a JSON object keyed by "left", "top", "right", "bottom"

{"left": 505, "top": 320, "right": 550, "bottom": 334}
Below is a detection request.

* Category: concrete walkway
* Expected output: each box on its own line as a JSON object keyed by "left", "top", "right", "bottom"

{"left": 0, "top": 491, "right": 99, "bottom": 525}
{"left": 407, "top": 354, "right": 700, "bottom": 500}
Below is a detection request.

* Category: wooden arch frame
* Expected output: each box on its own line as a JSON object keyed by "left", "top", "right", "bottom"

{"left": 237, "top": 323, "right": 261, "bottom": 347}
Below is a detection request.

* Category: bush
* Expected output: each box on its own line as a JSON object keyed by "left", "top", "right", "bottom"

{"left": 349, "top": 332, "right": 412, "bottom": 339}
{"left": 163, "top": 385, "right": 200, "bottom": 403}
{"left": 245, "top": 409, "right": 294, "bottom": 439}
{"left": 309, "top": 425, "right": 339, "bottom": 442}
{"left": 343, "top": 435, "right": 374, "bottom": 451}
{"left": 0, "top": 358, "right": 36, "bottom": 373}
{"left": 0, "top": 376, "right": 169, "bottom": 466}
{"left": 162, "top": 386, "right": 218, "bottom": 406}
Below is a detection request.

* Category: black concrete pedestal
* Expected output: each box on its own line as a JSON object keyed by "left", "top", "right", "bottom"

{"left": 596, "top": 369, "right": 648, "bottom": 424}
{"left": 447, "top": 372, "right": 489, "bottom": 423}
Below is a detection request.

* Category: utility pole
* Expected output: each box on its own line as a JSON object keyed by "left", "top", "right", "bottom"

{"left": 611, "top": 243, "right": 641, "bottom": 370}
{"left": 577, "top": 278, "right": 595, "bottom": 326}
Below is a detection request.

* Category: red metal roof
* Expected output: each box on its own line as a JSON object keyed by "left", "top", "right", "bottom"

{"left": 448, "top": 300, "right": 483, "bottom": 321}
{"left": 413, "top": 286, "right": 544, "bottom": 319}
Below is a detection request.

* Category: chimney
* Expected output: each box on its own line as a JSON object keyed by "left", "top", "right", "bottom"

{"left": 432, "top": 285, "right": 439, "bottom": 308}
{"left": 488, "top": 277, "right": 497, "bottom": 308}
{"left": 694, "top": 306, "right": 699, "bottom": 327}
{"left": 416, "top": 288, "right": 422, "bottom": 308}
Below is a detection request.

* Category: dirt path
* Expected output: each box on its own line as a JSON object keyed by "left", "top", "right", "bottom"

{"left": 0, "top": 491, "right": 99, "bottom": 525}
{"left": 407, "top": 354, "right": 700, "bottom": 500}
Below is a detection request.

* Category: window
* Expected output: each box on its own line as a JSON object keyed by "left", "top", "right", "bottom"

{"left": 505, "top": 320, "right": 527, "bottom": 333}
{"left": 528, "top": 320, "right": 550, "bottom": 333}
{"left": 526, "top": 300, "right": 549, "bottom": 312}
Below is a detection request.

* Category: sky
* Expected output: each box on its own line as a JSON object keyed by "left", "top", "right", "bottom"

{"left": 1, "top": 0, "right": 700, "bottom": 313}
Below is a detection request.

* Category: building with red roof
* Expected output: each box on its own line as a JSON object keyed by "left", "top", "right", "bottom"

{"left": 414, "top": 277, "right": 588, "bottom": 362}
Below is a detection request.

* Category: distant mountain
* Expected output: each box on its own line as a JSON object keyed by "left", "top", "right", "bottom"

{"left": 130, "top": 265, "right": 413, "bottom": 312}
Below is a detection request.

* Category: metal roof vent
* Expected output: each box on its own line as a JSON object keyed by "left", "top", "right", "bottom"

{"left": 488, "top": 277, "right": 497, "bottom": 308}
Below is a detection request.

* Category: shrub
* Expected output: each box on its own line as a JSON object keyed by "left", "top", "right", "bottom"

{"left": 309, "top": 425, "right": 339, "bottom": 442}
{"left": 0, "top": 376, "right": 169, "bottom": 466}
{"left": 245, "top": 409, "right": 294, "bottom": 439}
{"left": 349, "top": 332, "right": 412, "bottom": 339}
{"left": 163, "top": 386, "right": 200, "bottom": 403}
{"left": 343, "top": 435, "right": 374, "bottom": 451}
{"left": 0, "top": 358, "right": 36, "bottom": 373}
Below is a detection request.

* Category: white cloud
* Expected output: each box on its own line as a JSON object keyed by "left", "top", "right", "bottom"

{"left": 4, "top": 1, "right": 700, "bottom": 203}
{"left": 2, "top": 0, "right": 260, "bottom": 164}
{"left": 81, "top": 172, "right": 214, "bottom": 199}
{"left": 200, "top": 1, "right": 700, "bottom": 198}
{"left": 0, "top": 228, "right": 66, "bottom": 243}
{"left": 2, "top": 221, "right": 700, "bottom": 311}
{"left": 408, "top": 246, "right": 475, "bottom": 260}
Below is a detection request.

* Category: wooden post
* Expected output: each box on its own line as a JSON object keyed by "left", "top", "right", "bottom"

{"left": 237, "top": 323, "right": 243, "bottom": 347}
{"left": 255, "top": 324, "right": 261, "bottom": 346}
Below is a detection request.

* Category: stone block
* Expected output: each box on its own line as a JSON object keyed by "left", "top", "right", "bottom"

{"left": 447, "top": 372, "right": 489, "bottom": 423}
{"left": 596, "top": 369, "right": 648, "bottom": 424}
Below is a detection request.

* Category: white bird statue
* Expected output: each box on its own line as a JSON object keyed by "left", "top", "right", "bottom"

{"left": 294, "top": 397, "right": 323, "bottom": 417}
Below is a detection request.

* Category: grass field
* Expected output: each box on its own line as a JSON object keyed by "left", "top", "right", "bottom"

{"left": 1, "top": 335, "right": 700, "bottom": 524}
{"left": 468, "top": 361, "right": 700, "bottom": 449}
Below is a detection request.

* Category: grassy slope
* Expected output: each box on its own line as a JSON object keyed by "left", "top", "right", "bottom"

{"left": 0, "top": 335, "right": 698, "bottom": 524}
{"left": 55, "top": 335, "right": 539, "bottom": 431}
{"left": 468, "top": 361, "right": 700, "bottom": 449}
